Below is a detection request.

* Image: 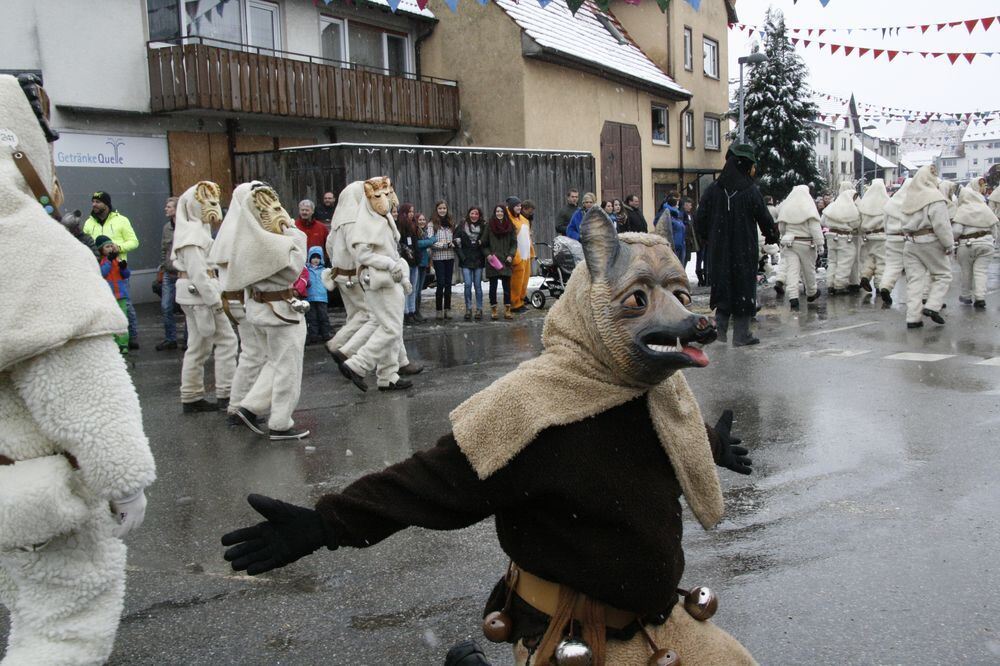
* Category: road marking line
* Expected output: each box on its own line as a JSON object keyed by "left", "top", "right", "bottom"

{"left": 884, "top": 352, "right": 955, "bottom": 362}
{"left": 798, "top": 322, "right": 879, "bottom": 338}
{"left": 976, "top": 357, "right": 1000, "bottom": 366}
{"left": 803, "top": 349, "right": 872, "bottom": 358}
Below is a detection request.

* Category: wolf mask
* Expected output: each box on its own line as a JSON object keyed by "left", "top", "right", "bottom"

{"left": 363, "top": 177, "right": 394, "bottom": 217}
{"left": 250, "top": 183, "right": 292, "bottom": 234}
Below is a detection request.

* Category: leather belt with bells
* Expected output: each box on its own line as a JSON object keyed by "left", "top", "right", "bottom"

{"left": 12, "top": 150, "right": 61, "bottom": 219}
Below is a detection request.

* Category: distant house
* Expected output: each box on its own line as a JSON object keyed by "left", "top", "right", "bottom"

{"left": 936, "top": 122, "right": 1000, "bottom": 185}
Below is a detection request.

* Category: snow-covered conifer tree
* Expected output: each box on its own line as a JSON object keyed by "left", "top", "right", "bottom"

{"left": 738, "top": 8, "right": 823, "bottom": 199}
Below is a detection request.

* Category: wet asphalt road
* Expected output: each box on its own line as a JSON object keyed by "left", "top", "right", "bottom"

{"left": 3, "top": 260, "right": 999, "bottom": 665}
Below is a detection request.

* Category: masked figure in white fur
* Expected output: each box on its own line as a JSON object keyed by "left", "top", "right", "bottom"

{"left": 329, "top": 177, "right": 414, "bottom": 392}
{"left": 0, "top": 74, "right": 156, "bottom": 666}
{"left": 901, "top": 165, "right": 953, "bottom": 328}
{"left": 821, "top": 182, "right": 861, "bottom": 294}
{"left": 210, "top": 182, "right": 310, "bottom": 440}
{"left": 777, "top": 185, "right": 825, "bottom": 309}
{"left": 221, "top": 207, "right": 760, "bottom": 665}
{"left": 856, "top": 180, "right": 890, "bottom": 295}
{"left": 172, "top": 181, "right": 239, "bottom": 414}
{"left": 323, "top": 180, "right": 420, "bottom": 393}
{"left": 952, "top": 181, "right": 999, "bottom": 309}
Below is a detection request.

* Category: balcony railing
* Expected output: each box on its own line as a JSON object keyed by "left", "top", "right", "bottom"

{"left": 147, "top": 38, "right": 460, "bottom": 131}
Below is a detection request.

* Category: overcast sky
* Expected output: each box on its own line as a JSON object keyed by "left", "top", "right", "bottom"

{"left": 727, "top": 0, "right": 1000, "bottom": 114}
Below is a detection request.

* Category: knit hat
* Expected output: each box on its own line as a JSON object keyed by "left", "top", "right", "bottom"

{"left": 505, "top": 196, "right": 522, "bottom": 210}
{"left": 726, "top": 143, "right": 757, "bottom": 163}
{"left": 94, "top": 234, "right": 113, "bottom": 249}
{"left": 92, "top": 191, "right": 112, "bottom": 208}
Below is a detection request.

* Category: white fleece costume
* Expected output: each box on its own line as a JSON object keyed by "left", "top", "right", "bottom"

{"left": 821, "top": 182, "right": 861, "bottom": 291}
{"left": 989, "top": 187, "right": 1000, "bottom": 218}
{"left": 881, "top": 178, "right": 911, "bottom": 295}
{"left": 210, "top": 183, "right": 306, "bottom": 432}
{"left": 901, "top": 166, "right": 953, "bottom": 323}
{"left": 323, "top": 182, "right": 412, "bottom": 371}
{"left": 857, "top": 180, "right": 891, "bottom": 288}
{"left": 777, "top": 185, "right": 825, "bottom": 302}
{"left": 952, "top": 184, "right": 999, "bottom": 302}
{"left": 342, "top": 179, "right": 412, "bottom": 388}
{"left": 0, "top": 74, "right": 156, "bottom": 666}
{"left": 172, "top": 182, "right": 238, "bottom": 405}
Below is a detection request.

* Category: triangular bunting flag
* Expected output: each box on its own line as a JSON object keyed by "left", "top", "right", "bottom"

{"left": 920, "top": 24, "right": 930, "bottom": 34}
{"left": 965, "top": 19, "right": 978, "bottom": 33}
{"left": 936, "top": 23, "right": 946, "bottom": 31}
{"left": 887, "top": 50, "right": 899, "bottom": 61}
{"left": 442, "top": 0, "right": 459, "bottom": 12}
{"left": 947, "top": 53, "right": 960, "bottom": 64}
{"left": 566, "top": 0, "right": 585, "bottom": 13}
{"left": 858, "top": 47, "right": 869, "bottom": 57}
{"left": 387, "top": 0, "right": 402, "bottom": 9}
{"left": 792, "top": 37, "right": 799, "bottom": 45}
{"left": 685, "top": 0, "right": 702, "bottom": 9}
{"left": 873, "top": 48, "right": 884, "bottom": 59}
{"left": 963, "top": 53, "right": 976, "bottom": 63}
{"left": 919, "top": 51, "right": 929, "bottom": 58}
{"left": 817, "top": 29, "right": 826, "bottom": 36}
{"left": 803, "top": 40, "right": 811, "bottom": 47}
{"left": 416, "top": 0, "right": 428, "bottom": 8}
{"left": 982, "top": 17, "right": 996, "bottom": 31}
{"left": 830, "top": 44, "right": 840, "bottom": 54}
{"left": 807, "top": 29, "right": 813, "bottom": 36}
{"left": 948, "top": 21, "right": 962, "bottom": 27}
{"left": 819, "top": 0, "right": 831, "bottom": 6}
{"left": 844, "top": 45, "right": 853, "bottom": 55}
{"left": 931, "top": 52, "right": 943, "bottom": 58}
{"left": 817, "top": 42, "right": 826, "bottom": 49}
{"left": 594, "top": 0, "right": 611, "bottom": 11}
{"left": 881, "top": 28, "right": 886, "bottom": 39}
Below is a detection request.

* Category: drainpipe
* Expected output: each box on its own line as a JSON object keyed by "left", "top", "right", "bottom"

{"left": 678, "top": 98, "right": 691, "bottom": 195}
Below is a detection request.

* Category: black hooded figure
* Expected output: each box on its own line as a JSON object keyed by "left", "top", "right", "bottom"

{"left": 695, "top": 144, "right": 779, "bottom": 346}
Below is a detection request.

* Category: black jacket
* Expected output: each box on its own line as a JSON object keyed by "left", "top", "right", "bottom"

{"left": 621, "top": 206, "right": 649, "bottom": 233}
{"left": 695, "top": 165, "right": 778, "bottom": 315}
{"left": 455, "top": 223, "right": 486, "bottom": 269}
{"left": 555, "top": 204, "right": 577, "bottom": 235}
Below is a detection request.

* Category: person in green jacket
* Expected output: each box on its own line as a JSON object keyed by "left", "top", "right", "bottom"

{"left": 83, "top": 191, "right": 141, "bottom": 347}
{"left": 481, "top": 204, "right": 517, "bottom": 321}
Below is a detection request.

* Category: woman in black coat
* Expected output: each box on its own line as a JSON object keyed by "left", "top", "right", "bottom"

{"left": 695, "top": 144, "right": 779, "bottom": 346}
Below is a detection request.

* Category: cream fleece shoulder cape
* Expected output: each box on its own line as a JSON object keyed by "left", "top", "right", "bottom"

{"left": 857, "top": 180, "right": 890, "bottom": 216}
{"left": 209, "top": 182, "right": 299, "bottom": 291}
{"left": 449, "top": 239, "right": 724, "bottom": 529}
{"left": 0, "top": 75, "right": 124, "bottom": 372}
{"left": 823, "top": 185, "right": 860, "bottom": 226}
{"left": 170, "top": 183, "right": 214, "bottom": 256}
{"left": 902, "top": 166, "right": 946, "bottom": 215}
{"left": 777, "top": 185, "right": 820, "bottom": 225}
{"left": 884, "top": 178, "right": 911, "bottom": 220}
{"left": 954, "top": 185, "right": 999, "bottom": 229}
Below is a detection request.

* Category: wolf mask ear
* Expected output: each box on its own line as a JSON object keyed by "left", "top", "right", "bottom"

{"left": 580, "top": 207, "right": 619, "bottom": 281}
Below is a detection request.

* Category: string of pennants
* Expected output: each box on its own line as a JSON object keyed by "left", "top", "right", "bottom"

{"left": 362, "top": 0, "right": 703, "bottom": 14}
{"left": 729, "top": 25, "right": 997, "bottom": 64}
{"left": 733, "top": 15, "right": 997, "bottom": 38}
{"left": 812, "top": 91, "right": 1000, "bottom": 124}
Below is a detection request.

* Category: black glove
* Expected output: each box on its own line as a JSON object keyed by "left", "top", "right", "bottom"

{"left": 118, "top": 259, "right": 127, "bottom": 271}
{"left": 221, "top": 494, "right": 334, "bottom": 575}
{"left": 714, "top": 410, "right": 752, "bottom": 475}
{"left": 445, "top": 640, "right": 493, "bottom": 666}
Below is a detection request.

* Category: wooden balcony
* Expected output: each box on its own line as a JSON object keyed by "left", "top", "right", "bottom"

{"left": 147, "top": 39, "right": 460, "bottom": 131}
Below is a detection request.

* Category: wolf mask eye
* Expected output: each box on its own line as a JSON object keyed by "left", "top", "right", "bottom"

{"left": 622, "top": 290, "right": 648, "bottom": 309}
{"left": 674, "top": 291, "right": 691, "bottom": 306}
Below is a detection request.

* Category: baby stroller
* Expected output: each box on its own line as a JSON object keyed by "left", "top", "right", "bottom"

{"left": 530, "top": 237, "right": 581, "bottom": 309}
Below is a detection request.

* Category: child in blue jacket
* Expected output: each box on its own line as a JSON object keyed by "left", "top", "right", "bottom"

{"left": 304, "top": 246, "right": 332, "bottom": 344}
{"left": 96, "top": 234, "right": 131, "bottom": 354}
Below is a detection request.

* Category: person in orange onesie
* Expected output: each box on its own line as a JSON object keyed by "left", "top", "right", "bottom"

{"left": 506, "top": 196, "right": 534, "bottom": 313}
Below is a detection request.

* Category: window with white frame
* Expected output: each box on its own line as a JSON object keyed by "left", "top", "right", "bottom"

{"left": 147, "top": 0, "right": 281, "bottom": 51}
{"left": 683, "top": 111, "right": 694, "bottom": 148}
{"left": 652, "top": 105, "right": 669, "bottom": 145}
{"left": 702, "top": 37, "right": 719, "bottom": 78}
{"left": 683, "top": 28, "right": 693, "bottom": 71}
{"left": 841, "top": 137, "right": 847, "bottom": 151}
{"left": 704, "top": 116, "right": 720, "bottom": 150}
{"left": 941, "top": 158, "right": 957, "bottom": 166}
{"left": 320, "top": 16, "right": 412, "bottom": 74}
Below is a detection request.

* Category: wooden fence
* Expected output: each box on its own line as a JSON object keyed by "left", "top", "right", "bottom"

{"left": 235, "top": 144, "right": 596, "bottom": 246}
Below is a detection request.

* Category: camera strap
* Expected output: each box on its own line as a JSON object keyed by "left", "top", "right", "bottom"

{"left": 12, "top": 149, "right": 61, "bottom": 219}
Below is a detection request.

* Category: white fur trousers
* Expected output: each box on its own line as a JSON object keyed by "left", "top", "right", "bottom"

{"left": 228, "top": 315, "right": 271, "bottom": 415}
{"left": 239, "top": 321, "right": 306, "bottom": 431}
{"left": 179, "top": 305, "right": 238, "bottom": 403}
{"left": 344, "top": 284, "right": 405, "bottom": 387}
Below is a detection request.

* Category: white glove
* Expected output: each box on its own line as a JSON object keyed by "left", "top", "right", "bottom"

{"left": 402, "top": 278, "right": 413, "bottom": 296}
{"left": 110, "top": 490, "right": 148, "bottom": 538}
{"left": 390, "top": 259, "right": 406, "bottom": 283}
{"left": 321, "top": 268, "right": 336, "bottom": 291}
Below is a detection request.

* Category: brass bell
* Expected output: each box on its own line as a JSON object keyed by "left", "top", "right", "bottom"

{"left": 682, "top": 586, "right": 717, "bottom": 621}
{"left": 482, "top": 611, "right": 512, "bottom": 643}
{"left": 554, "top": 637, "right": 593, "bottom": 666}
{"left": 648, "top": 648, "right": 680, "bottom": 666}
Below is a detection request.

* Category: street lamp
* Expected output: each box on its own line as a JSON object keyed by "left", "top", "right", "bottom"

{"left": 738, "top": 52, "right": 767, "bottom": 144}
{"left": 858, "top": 123, "right": 877, "bottom": 191}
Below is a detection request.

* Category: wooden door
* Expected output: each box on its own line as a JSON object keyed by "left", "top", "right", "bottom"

{"left": 167, "top": 131, "right": 233, "bottom": 204}
{"left": 600, "top": 121, "right": 642, "bottom": 205}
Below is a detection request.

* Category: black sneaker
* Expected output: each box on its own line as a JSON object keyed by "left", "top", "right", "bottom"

{"left": 773, "top": 281, "right": 785, "bottom": 296}
{"left": 217, "top": 397, "right": 229, "bottom": 411}
{"left": 378, "top": 379, "right": 414, "bottom": 391}
{"left": 974, "top": 300, "right": 986, "bottom": 309}
{"left": 128, "top": 340, "right": 140, "bottom": 350}
{"left": 338, "top": 360, "right": 368, "bottom": 392}
{"left": 879, "top": 288, "right": 893, "bottom": 305}
{"left": 732, "top": 337, "right": 760, "bottom": 347}
{"left": 269, "top": 428, "right": 310, "bottom": 441}
{"left": 235, "top": 407, "right": 265, "bottom": 435}
{"left": 183, "top": 399, "right": 219, "bottom": 413}
{"left": 398, "top": 363, "right": 424, "bottom": 376}
{"left": 828, "top": 287, "right": 839, "bottom": 296}
{"left": 860, "top": 277, "right": 872, "bottom": 293}
{"left": 226, "top": 413, "right": 242, "bottom": 427}
{"left": 922, "top": 308, "right": 945, "bottom": 324}
{"left": 156, "top": 340, "right": 178, "bottom": 351}
{"left": 959, "top": 296, "right": 973, "bottom": 305}
{"left": 806, "top": 292, "right": 819, "bottom": 303}
{"left": 907, "top": 321, "right": 924, "bottom": 329}
{"left": 847, "top": 284, "right": 861, "bottom": 293}
{"left": 789, "top": 298, "right": 800, "bottom": 308}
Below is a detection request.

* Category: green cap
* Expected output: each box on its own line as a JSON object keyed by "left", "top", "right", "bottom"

{"left": 726, "top": 143, "right": 757, "bottom": 163}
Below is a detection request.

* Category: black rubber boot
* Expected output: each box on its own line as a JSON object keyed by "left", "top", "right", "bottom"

{"left": 922, "top": 308, "right": 945, "bottom": 325}
{"left": 879, "top": 288, "right": 893, "bottom": 305}
{"left": 732, "top": 315, "right": 760, "bottom": 347}
{"left": 183, "top": 399, "right": 219, "bottom": 413}
{"left": 789, "top": 298, "right": 800, "bottom": 308}
{"left": 974, "top": 300, "right": 986, "bottom": 309}
{"left": 378, "top": 379, "right": 414, "bottom": 391}
{"left": 774, "top": 281, "right": 785, "bottom": 297}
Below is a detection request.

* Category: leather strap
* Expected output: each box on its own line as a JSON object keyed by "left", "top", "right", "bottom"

{"left": 909, "top": 228, "right": 936, "bottom": 237}
{"left": 220, "top": 299, "right": 239, "bottom": 328}
{"left": 251, "top": 288, "right": 294, "bottom": 303}
{"left": 513, "top": 566, "right": 635, "bottom": 631}
{"left": 792, "top": 237, "right": 815, "bottom": 242}
{"left": 222, "top": 290, "right": 245, "bottom": 302}
{"left": 333, "top": 267, "right": 358, "bottom": 277}
{"left": 12, "top": 150, "right": 61, "bottom": 219}
{"left": 0, "top": 452, "right": 79, "bottom": 469}
{"left": 959, "top": 230, "right": 990, "bottom": 240}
